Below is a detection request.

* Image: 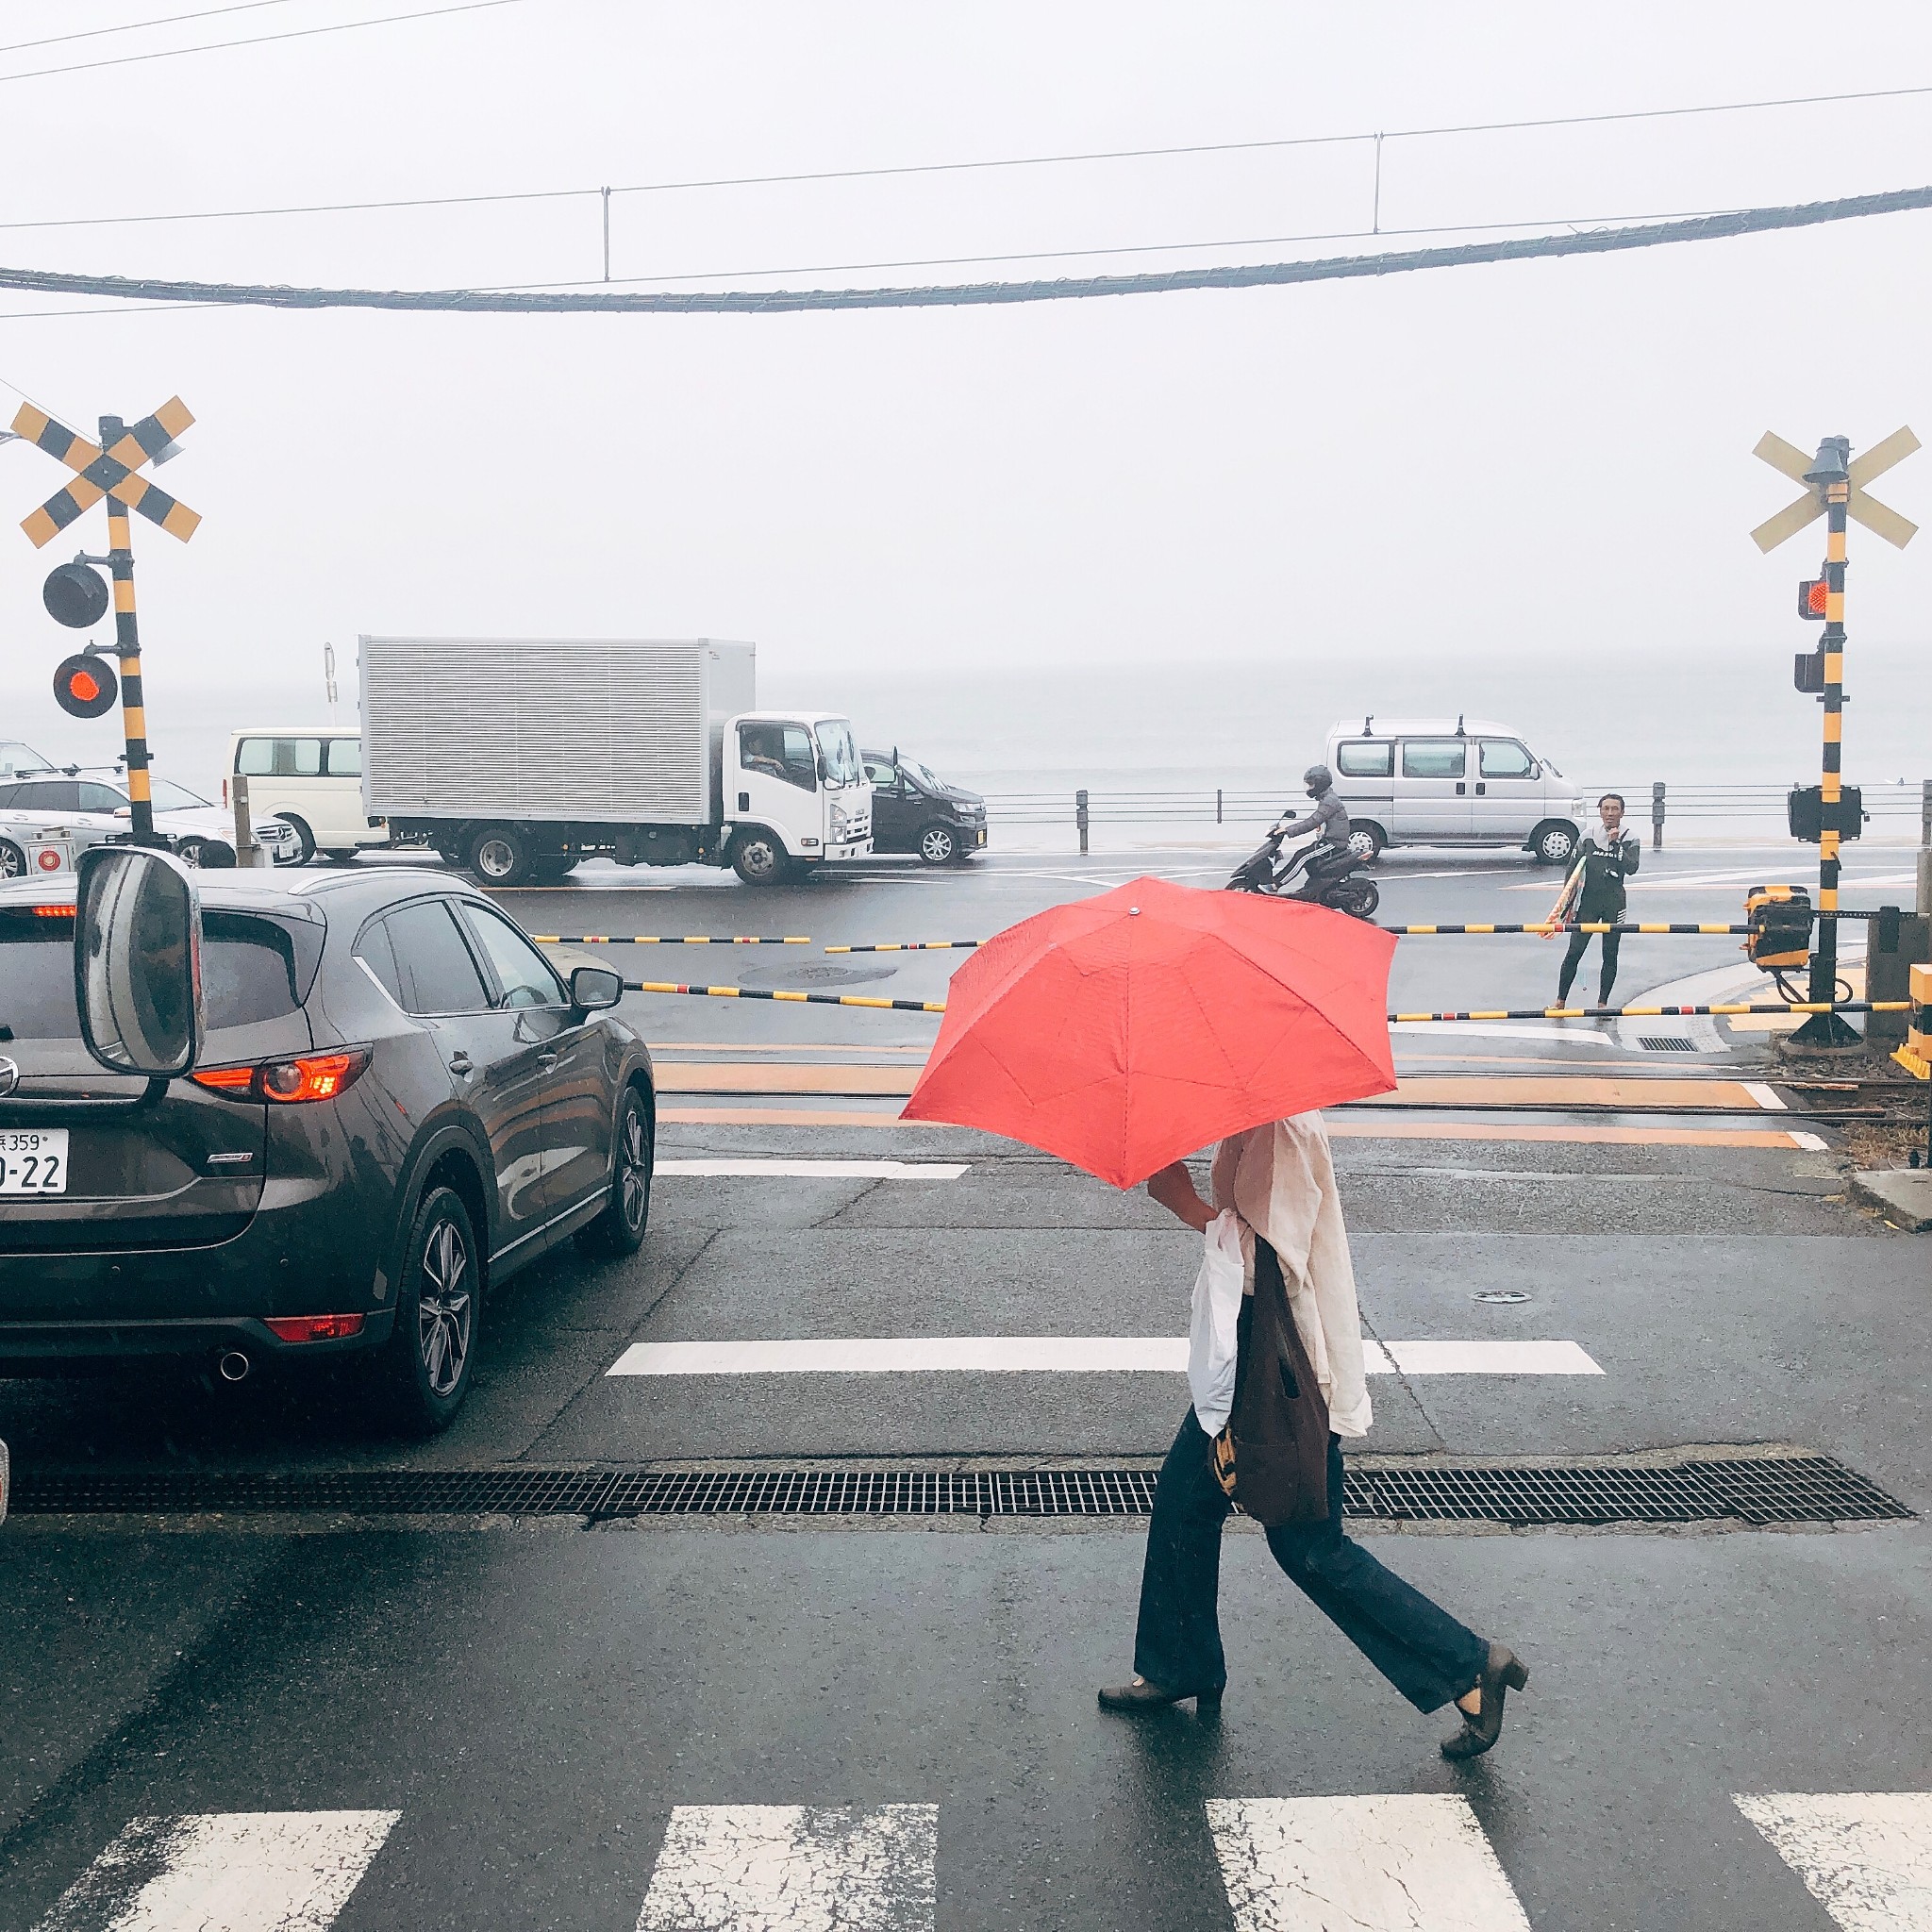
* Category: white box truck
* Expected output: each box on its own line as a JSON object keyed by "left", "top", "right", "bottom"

{"left": 359, "top": 637, "right": 872, "bottom": 888}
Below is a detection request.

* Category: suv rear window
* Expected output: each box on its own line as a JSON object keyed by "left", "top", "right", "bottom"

{"left": 0, "top": 906, "right": 321, "bottom": 1043}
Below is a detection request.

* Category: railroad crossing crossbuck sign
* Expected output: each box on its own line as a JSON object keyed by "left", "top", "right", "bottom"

{"left": 9, "top": 396, "right": 200, "bottom": 549}
{"left": 1750, "top": 426, "right": 1918, "bottom": 553}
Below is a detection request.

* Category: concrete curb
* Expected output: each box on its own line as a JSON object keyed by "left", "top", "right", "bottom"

{"left": 1848, "top": 1169, "right": 1932, "bottom": 1231}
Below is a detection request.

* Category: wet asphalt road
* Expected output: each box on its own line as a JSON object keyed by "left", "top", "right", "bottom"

{"left": 3, "top": 841, "right": 1928, "bottom": 1930}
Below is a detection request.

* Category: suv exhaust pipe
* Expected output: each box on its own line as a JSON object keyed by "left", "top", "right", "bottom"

{"left": 217, "top": 1349, "right": 251, "bottom": 1383}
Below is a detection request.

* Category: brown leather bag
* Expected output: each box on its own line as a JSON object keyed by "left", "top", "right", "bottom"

{"left": 1211, "top": 1236, "right": 1330, "bottom": 1526}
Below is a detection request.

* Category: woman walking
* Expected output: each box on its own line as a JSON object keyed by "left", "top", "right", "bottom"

{"left": 1099, "top": 1114, "right": 1529, "bottom": 1760}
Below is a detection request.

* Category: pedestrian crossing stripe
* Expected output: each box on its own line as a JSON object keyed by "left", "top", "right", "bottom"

{"left": 604, "top": 1337, "right": 1604, "bottom": 1376}
{"left": 11, "top": 397, "right": 201, "bottom": 548}
{"left": 1207, "top": 1794, "right": 1532, "bottom": 1931}
{"left": 33, "top": 1809, "right": 398, "bottom": 1932}
{"left": 1737, "top": 1792, "right": 1932, "bottom": 1932}
{"left": 637, "top": 1805, "right": 939, "bottom": 1931}
{"left": 38, "top": 1795, "right": 1932, "bottom": 1930}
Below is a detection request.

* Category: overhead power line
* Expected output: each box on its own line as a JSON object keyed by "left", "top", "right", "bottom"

{"left": 0, "top": 78, "right": 1927, "bottom": 230}
{"left": 0, "top": 2, "right": 299, "bottom": 58}
{"left": 0, "top": 184, "right": 1923, "bottom": 316}
{"left": 0, "top": 0, "right": 532, "bottom": 86}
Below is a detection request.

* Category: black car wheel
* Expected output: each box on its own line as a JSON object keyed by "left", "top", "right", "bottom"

{"left": 1533, "top": 822, "right": 1579, "bottom": 867}
{"left": 0, "top": 839, "right": 25, "bottom": 879}
{"left": 469, "top": 824, "right": 538, "bottom": 888}
{"left": 917, "top": 823, "right": 958, "bottom": 866}
{"left": 373, "top": 1185, "right": 479, "bottom": 1433}
{"left": 731, "top": 828, "right": 790, "bottom": 886}
{"left": 579, "top": 1086, "right": 653, "bottom": 1257}
{"left": 276, "top": 815, "right": 316, "bottom": 866}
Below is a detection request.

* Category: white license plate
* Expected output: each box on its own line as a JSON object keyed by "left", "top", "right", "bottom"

{"left": 0, "top": 1127, "right": 68, "bottom": 1194}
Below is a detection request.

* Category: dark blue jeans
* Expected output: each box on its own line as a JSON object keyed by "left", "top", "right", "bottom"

{"left": 1131, "top": 1409, "right": 1489, "bottom": 1712}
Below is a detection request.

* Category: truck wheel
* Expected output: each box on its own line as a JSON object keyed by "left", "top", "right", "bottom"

{"left": 469, "top": 824, "right": 539, "bottom": 887}
{"left": 1346, "top": 821, "right": 1386, "bottom": 863}
{"left": 917, "top": 823, "right": 958, "bottom": 866}
{"left": 534, "top": 856, "right": 577, "bottom": 885}
{"left": 731, "top": 828, "right": 790, "bottom": 886}
{"left": 1531, "top": 821, "right": 1578, "bottom": 867}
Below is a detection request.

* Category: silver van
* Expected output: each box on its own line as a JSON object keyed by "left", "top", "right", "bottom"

{"left": 1325, "top": 717, "right": 1584, "bottom": 864}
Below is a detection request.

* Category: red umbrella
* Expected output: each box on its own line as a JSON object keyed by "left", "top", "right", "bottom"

{"left": 902, "top": 875, "right": 1396, "bottom": 1188}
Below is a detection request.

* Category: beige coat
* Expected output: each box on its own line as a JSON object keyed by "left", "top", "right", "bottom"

{"left": 1208, "top": 1112, "right": 1373, "bottom": 1439}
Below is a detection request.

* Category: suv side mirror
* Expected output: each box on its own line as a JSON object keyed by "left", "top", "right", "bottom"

{"left": 569, "top": 964, "right": 624, "bottom": 1012}
{"left": 73, "top": 845, "right": 204, "bottom": 1076}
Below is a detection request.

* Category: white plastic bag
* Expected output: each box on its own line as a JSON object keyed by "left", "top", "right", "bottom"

{"left": 1188, "top": 1208, "right": 1246, "bottom": 1435}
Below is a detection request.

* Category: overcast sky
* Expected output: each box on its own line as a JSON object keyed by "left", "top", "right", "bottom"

{"left": 2, "top": 2, "right": 1931, "bottom": 761}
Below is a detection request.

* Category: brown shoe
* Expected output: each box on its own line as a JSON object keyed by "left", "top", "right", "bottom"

{"left": 1098, "top": 1675, "right": 1222, "bottom": 1713}
{"left": 1441, "top": 1643, "right": 1528, "bottom": 1760}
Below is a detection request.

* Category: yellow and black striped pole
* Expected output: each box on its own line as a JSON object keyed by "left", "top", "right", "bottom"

{"left": 1795, "top": 440, "right": 1856, "bottom": 1046}
{"left": 99, "top": 416, "right": 157, "bottom": 846}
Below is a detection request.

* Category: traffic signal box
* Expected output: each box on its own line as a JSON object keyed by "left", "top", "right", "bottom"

{"left": 1745, "top": 884, "right": 1814, "bottom": 972}
{"left": 1794, "top": 572, "right": 1828, "bottom": 691}
{"left": 1897, "top": 962, "right": 1932, "bottom": 1080}
{"left": 53, "top": 651, "right": 118, "bottom": 719}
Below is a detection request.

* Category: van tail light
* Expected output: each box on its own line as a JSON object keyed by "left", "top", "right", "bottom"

{"left": 192, "top": 1048, "right": 370, "bottom": 1103}
{"left": 264, "top": 1313, "right": 366, "bottom": 1342}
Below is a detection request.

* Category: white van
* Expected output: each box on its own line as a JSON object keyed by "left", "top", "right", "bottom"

{"left": 1325, "top": 717, "right": 1585, "bottom": 864}
{"left": 226, "top": 728, "right": 389, "bottom": 864}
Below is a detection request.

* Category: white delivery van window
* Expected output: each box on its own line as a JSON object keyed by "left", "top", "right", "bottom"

{"left": 740, "top": 721, "right": 818, "bottom": 791}
{"left": 1402, "top": 740, "right": 1467, "bottom": 777}
{"left": 1479, "top": 740, "right": 1535, "bottom": 779}
{"left": 1337, "top": 741, "right": 1393, "bottom": 777}
{"left": 237, "top": 737, "right": 322, "bottom": 777}
{"left": 325, "top": 738, "right": 361, "bottom": 777}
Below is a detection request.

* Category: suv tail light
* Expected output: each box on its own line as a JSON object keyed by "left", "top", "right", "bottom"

{"left": 192, "top": 1048, "right": 370, "bottom": 1103}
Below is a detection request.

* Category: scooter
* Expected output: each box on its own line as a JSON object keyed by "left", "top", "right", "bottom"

{"left": 1225, "top": 825, "right": 1381, "bottom": 920}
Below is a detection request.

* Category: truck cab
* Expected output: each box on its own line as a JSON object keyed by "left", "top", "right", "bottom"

{"left": 725, "top": 712, "right": 872, "bottom": 884}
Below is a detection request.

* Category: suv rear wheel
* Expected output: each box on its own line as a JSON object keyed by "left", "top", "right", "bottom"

{"left": 371, "top": 1185, "right": 479, "bottom": 1434}
{"left": 917, "top": 822, "right": 958, "bottom": 866}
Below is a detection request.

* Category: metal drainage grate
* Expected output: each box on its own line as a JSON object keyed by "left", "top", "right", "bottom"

{"left": 1636, "top": 1035, "right": 1700, "bottom": 1052}
{"left": 7, "top": 1456, "right": 1910, "bottom": 1527}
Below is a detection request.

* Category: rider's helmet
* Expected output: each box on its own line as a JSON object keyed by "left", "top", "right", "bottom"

{"left": 1303, "top": 763, "right": 1333, "bottom": 793}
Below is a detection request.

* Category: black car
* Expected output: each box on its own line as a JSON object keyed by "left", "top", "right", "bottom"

{"left": 0, "top": 865, "right": 654, "bottom": 1431}
{"left": 861, "top": 749, "right": 989, "bottom": 865}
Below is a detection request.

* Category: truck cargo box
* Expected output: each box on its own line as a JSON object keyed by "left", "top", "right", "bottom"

{"left": 359, "top": 637, "right": 755, "bottom": 824}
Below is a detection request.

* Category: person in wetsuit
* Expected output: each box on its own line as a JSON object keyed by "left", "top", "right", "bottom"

{"left": 1557, "top": 793, "right": 1641, "bottom": 1008}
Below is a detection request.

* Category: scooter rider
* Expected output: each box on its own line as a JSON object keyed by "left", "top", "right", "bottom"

{"left": 1274, "top": 764, "right": 1351, "bottom": 851}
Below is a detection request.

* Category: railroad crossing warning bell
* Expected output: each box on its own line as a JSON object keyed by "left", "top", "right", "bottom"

{"left": 1752, "top": 425, "right": 1917, "bottom": 1047}
{"left": 8, "top": 396, "right": 200, "bottom": 846}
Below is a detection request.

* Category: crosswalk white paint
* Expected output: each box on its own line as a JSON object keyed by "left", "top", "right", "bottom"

{"left": 1736, "top": 1791, "right": 1932, "bottom": 1931}
{"left": 607, "top": 1337, "right": 1604, "bottom": 1376}
{"left": 635, "top": 1804, "right": 937, "bottom": 1932}
{"left": 1205, "top": 1794, "right": 1533, "bottom": 1931}
{"left": 33, "top": 1810, "right": 399, "bottom": 1932}
{"left": 655, "top": 1159, "right": 969, "bottom": 1179}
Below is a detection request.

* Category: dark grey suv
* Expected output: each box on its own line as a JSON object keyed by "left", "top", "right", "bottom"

{"left": 0, "top": 865, "right": 654, "bottom": 1431}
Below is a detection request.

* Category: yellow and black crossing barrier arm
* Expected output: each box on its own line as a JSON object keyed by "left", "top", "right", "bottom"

{"left": 532, "top": 934, "right": 810, "bottom": 946}
{"left": 618, "top": 979, "right": 1908, "bottom": 1023}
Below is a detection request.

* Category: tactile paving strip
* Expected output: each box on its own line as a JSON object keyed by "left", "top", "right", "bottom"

{"left": 8, "top": 1455, "right": 1910, "bottom": 1525}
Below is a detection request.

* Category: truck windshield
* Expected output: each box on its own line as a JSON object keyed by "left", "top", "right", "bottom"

{"left": 815, "top": 720, "right": 861, "bottom": 785}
